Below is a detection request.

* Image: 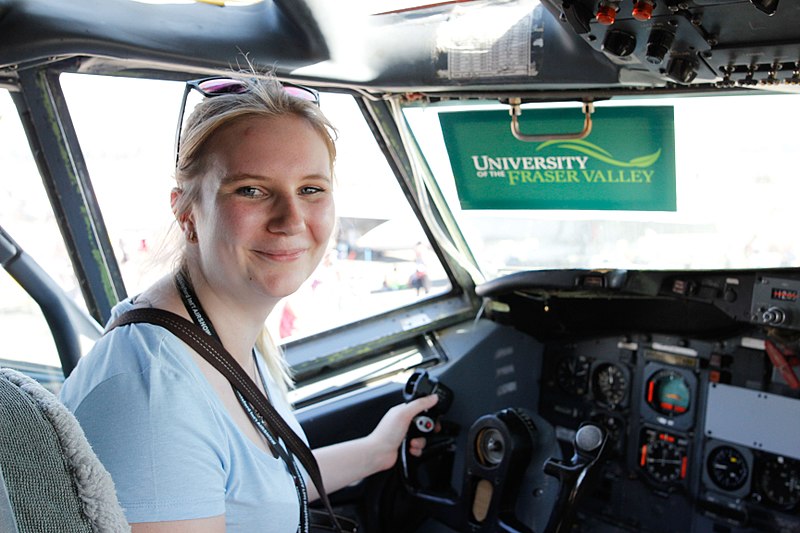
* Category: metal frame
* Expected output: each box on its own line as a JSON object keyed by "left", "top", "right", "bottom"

{"left": 12, "top": 67, "right": 126, "bottom": 325}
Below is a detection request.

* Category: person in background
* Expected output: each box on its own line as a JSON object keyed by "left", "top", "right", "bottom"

{"left": 60, "top": 73, "right": 436, "bottom": 533}
{"left": 410, "top": 241, "right": 431, "bottom": 295}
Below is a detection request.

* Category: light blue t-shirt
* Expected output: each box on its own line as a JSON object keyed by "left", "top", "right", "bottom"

{"left": 60, "top": 299, "right": 305, "bottom": 531}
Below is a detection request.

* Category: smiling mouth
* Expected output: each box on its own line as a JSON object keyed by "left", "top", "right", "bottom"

{"left": 256, "top": 249, "right": 306, "bottom": 262}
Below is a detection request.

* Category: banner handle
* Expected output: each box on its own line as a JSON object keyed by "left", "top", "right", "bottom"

{"left": 509, "top": 99, "right": 594, "bottom": 142}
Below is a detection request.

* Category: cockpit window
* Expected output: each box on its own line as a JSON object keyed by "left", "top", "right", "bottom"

{"left": 61, "top": 73, "right": 452, "bottom": 344}
{"left": 404, "top": 91, "right": 800, "bottom": 278}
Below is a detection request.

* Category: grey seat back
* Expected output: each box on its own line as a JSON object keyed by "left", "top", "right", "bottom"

{"left": 0, "top": 368, "right": 129, "bottom": 532}
{"left": 0, "top": 464, "right": 20, "bottom": 533}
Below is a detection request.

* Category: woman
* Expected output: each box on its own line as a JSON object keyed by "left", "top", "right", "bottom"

{"left": 59, "top": 75, "right": 437, "bottom": 532}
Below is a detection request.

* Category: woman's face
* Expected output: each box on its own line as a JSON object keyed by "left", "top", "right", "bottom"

{"left": 188, "top": 114, "right": 335, "bottom": 306}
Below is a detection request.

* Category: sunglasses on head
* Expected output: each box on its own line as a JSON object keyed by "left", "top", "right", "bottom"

{"left": 174, "top": 76, "right": 320, "bottom": 168}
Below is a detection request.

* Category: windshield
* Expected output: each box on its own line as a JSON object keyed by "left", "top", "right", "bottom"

{"left": 404, "top": 91, "right": 800, "bottom": 281}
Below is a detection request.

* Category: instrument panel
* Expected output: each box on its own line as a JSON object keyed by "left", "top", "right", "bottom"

{"left": 539, "top": 332, "right": 800, "bottom": 532}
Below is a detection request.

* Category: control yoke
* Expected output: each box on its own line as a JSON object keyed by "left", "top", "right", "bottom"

{"left": 400, "top": 369, "right": 552, "bottom": 533}
{"left": 402, "top": 369, "right": 453, "bottom": 437}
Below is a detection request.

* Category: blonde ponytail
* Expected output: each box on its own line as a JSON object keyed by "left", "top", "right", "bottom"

{"left": 255, "top": 326, "right": 294, "bottom": 402}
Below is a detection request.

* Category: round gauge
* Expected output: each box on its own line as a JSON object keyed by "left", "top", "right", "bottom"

{"left": 642, "top": 438, "right": 685, "bottom": 483}
{"left": 556, "top": 356, "right": 590, "bottom": 396}
{"left": 646, "top": 370, "right": 691, "bottom": 416}
{"left": 707, "top": 446, "right": 749, "bottom": 492}
{"left": 640, "top": 429, "right": 688, "bottom": 485}
{"left": 758, "top": 456, "right": 800, "bottom": 509}
{"left": 592, "top": 363, "right": 628, "bottom": 407}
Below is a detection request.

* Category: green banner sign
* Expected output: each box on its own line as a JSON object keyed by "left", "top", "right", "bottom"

{"left": 439, "top": 106, "right": 676, "bottom": 211}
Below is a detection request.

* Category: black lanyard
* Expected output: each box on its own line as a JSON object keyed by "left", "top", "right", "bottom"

{"left": 174, "top": 270, "right": 310, "bottom": 533}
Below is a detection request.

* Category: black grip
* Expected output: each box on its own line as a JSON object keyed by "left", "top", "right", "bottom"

{"left": 403, "top": 369, "right": 453, "bottom": 414}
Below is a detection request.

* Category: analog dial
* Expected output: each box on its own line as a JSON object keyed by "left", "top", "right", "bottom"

{"left": 640, "top": 429, "right": 688, "bottom": 485}
{"left": 707, "top": 446, "right": 749, "bottom": 492}
{"left": 556, "top": 356, "right": 590, "bottom": 396}
{"left": 644, "top": 439, "right": 684, "bottom": 483}
{"left": 759, "top": 456, "right": 800, "bottom": 509}
{"left": 593, "top": 363, "right": 628, "bottom": 407}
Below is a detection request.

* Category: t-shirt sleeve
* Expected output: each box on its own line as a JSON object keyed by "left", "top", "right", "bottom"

{"left": 68, "top": 331, "right": 229, "bottom": 523}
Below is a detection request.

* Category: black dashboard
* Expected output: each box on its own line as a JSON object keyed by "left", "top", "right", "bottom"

{"left": 476, "top": 268, "right": 800, "bottom": 532}
{"left": 301, "top": 269, "right": 800, "bottom": 533}
{"left": 539, "top": 331, "right": 799, "bottom": 532}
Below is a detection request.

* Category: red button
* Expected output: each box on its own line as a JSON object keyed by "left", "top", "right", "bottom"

{"left": 632, "top": 1, "right": 654, "bottom": 21}
{"left": 596, "top": 5, "right": 616, "bottom": 25}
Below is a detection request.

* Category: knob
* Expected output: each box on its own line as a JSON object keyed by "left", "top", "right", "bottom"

{"left": 666, "top": 55, "right": 698, "bottom": 84}
{"left": 762, "top": 307, "right": 787, "bottom": 326}
{"left": 646, "top": 28, "right": 675, "bottom": 64}
{"left": 602, "top": 29, "right": 637, "bottom": 57}
{"left": 575, "top": 424, "right": 604, "bottom": 453}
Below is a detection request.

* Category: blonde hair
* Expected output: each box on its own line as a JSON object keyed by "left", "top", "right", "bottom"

{"left": 173, "top": 73, "right": 337, "bottom": 396}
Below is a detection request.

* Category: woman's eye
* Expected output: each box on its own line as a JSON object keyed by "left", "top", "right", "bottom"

{"left": 300, "top": 186, "right": 324, "bottom": 195}
{"left": 237, "top": 186, "right": 262, "bottom": 198}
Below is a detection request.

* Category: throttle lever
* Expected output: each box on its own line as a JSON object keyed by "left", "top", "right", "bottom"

{"left": 543, "top": 423, "right": 609, "bottom": 533}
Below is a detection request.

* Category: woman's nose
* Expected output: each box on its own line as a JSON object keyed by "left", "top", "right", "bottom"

{"left": 267, "top": 195, "right": 305, "bottom": 235}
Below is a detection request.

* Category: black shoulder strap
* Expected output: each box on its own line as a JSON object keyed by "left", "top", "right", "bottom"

{"left": 107, "top": 307, "right": 343, "bottom": 532}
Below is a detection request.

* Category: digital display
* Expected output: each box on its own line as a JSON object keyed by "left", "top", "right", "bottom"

{"left": 771, "top": 288, "right": 799, "bottom": 302}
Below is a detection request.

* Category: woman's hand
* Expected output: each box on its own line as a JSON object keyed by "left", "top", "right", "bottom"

{"left": 365, "top": 394, "right": 439, "bottom": 472}
{"left": 312, "top": 394, "right": 439, "bottom": 499}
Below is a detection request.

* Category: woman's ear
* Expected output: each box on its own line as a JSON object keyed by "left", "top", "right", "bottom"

{"left": 171, "top": 187, "right": 191, "bottom": 228}
{"left": 171, "top": 187, "right": 197, "bottom": 243}
{"left": 170, "top": 187, "right": 182, "bottom": 218}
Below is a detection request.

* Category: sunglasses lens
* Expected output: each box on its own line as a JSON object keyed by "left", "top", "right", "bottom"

{"left": 196, "top": 78, "right": 317, "bottom": 103}
{"left": 197, "top": 78, "right": 249, "bottom": 95}
{"left": 282, "top": 85, "right": 318, "bottom": 102}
